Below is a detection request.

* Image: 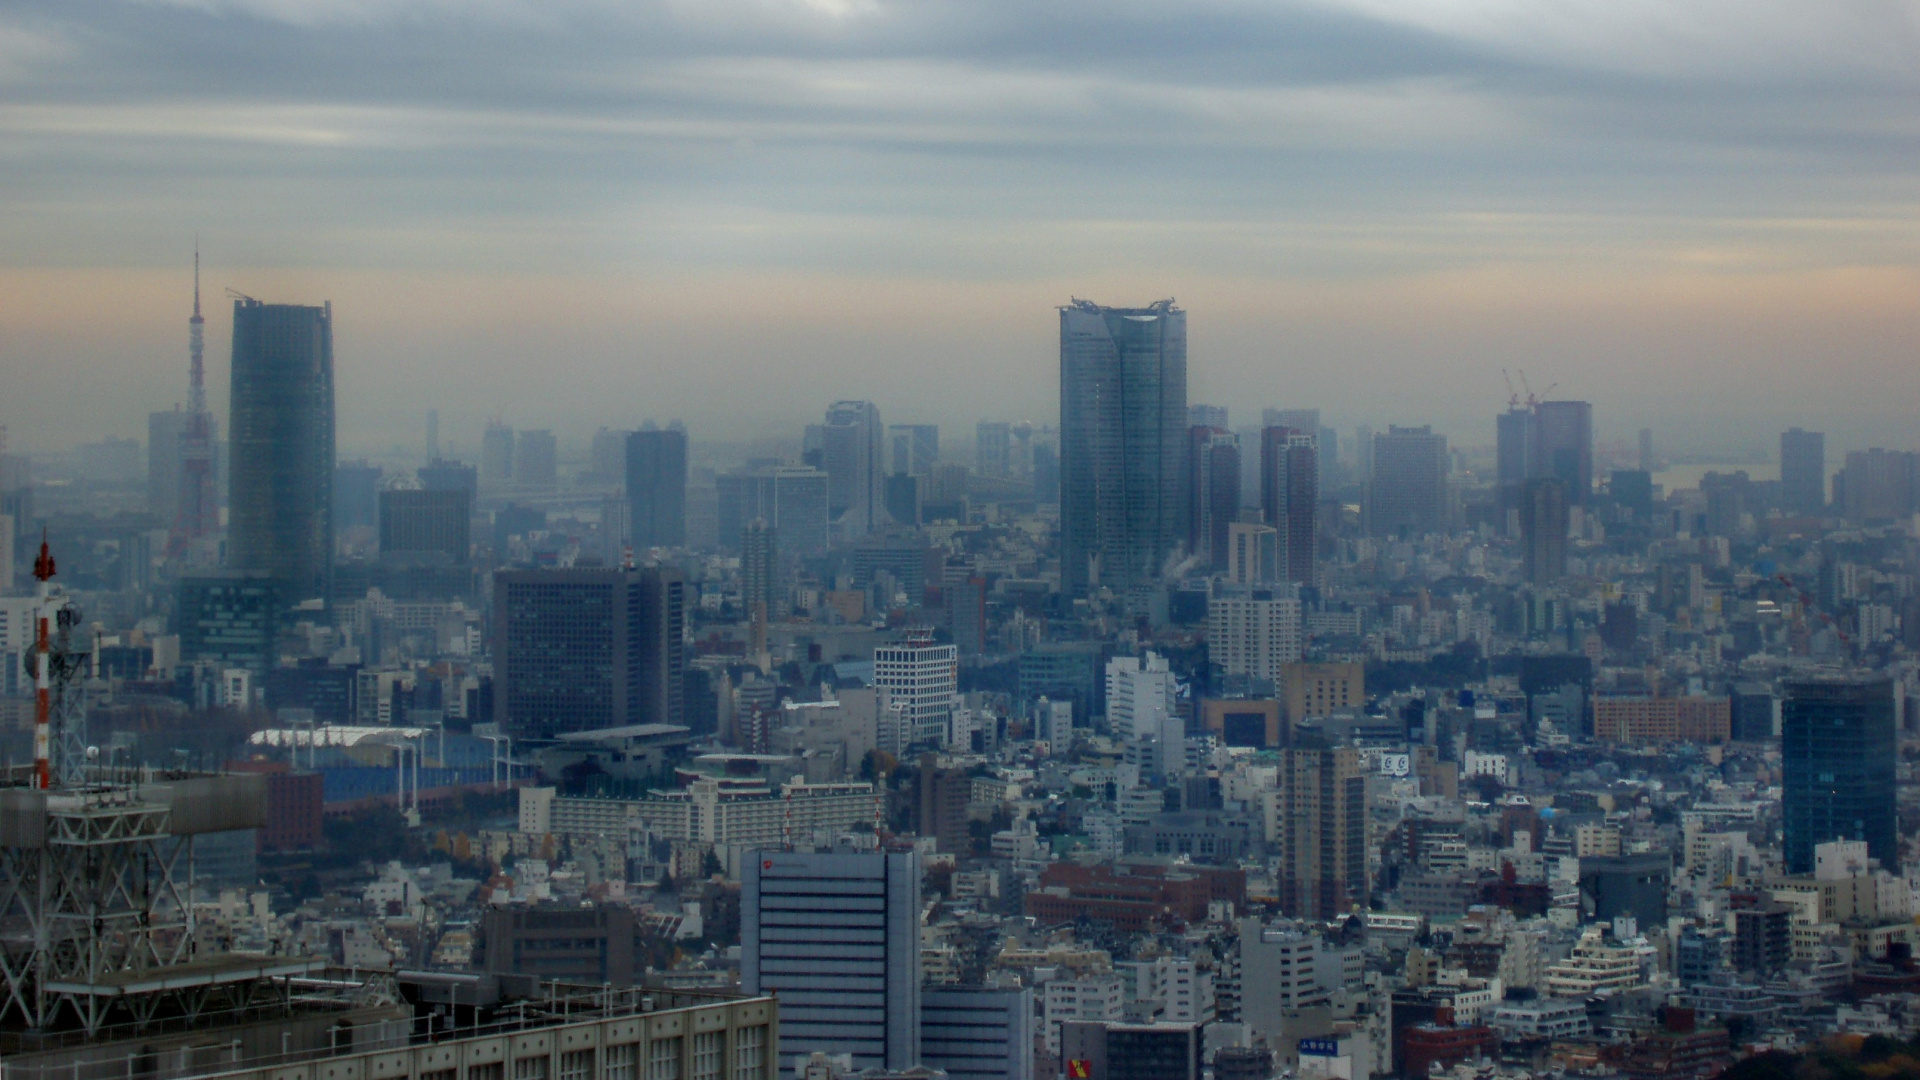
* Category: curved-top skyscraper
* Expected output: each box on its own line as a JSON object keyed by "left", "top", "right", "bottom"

{"left": 1059, "top": 298, "right": 1187, "bottom": 597}
{"left": 228, "top": 298, "right": 335, "bottom": 605}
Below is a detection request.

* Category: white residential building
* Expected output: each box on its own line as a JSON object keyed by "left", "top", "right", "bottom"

{"left": 1207, "top": 592, "right": 1302, "bottom": 682}
{"left": 1041, "top": 973, "right": 1125, "bottom": 1055}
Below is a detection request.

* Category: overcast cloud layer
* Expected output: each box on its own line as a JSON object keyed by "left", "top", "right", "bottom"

{"left": 1, "top": 0, "right": 1917, "bottom": 456}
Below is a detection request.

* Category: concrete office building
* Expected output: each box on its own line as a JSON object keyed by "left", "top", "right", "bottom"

{"left": 1261, "top": 425, "right": 1317, "bottom": 584}
{"left": 1188, "top": 426, "right": 1240, "bottom": 570}
{"left": 718, "top": 466, "right": 831, "bottom": 557}
{"left": 627, "top": 426, "right": 689, "bottom": 550}
{"left": 920, "top": 987, "right": 1033, "bottom": 1080}
{"left": 515, "top": 429, "right": 557, "bottom": 490}
{"left": 1367, "top": 426, "right": 1448, "bottom": 538}
{"left": 976, "top": 421, "right": 1012, "bottom": 479}
{"left": 743, "top": 849, "right": 922, "bottom": 1078}
{"left": 227, "top": 298, "right": 334, "bottom": 605}
{"left": 1783, "top": 675, "right": 1897, "bottom": 874}
{"left": 1780, "top": 428, "right": 1826, "bottom": 516}
{"left": 177, "top": 570, "right": 281, "bottom": 678}
{"left": 379, "top": 488, "right": 471, "bottom": 561}
{"left": 1059, "top": 299, "right": 1187, "bottom": 597}
{"left": 492, "top": 566, "right": 687, "bottom": 740}
{"left": 1059, "top": 1022, "right": 1203, "bottom": 1080}
{"left": 873, "top": 636, "right": 957, "bottom": 748}
{"left": 888, "top": 424, "right": 939, "bottom": 477}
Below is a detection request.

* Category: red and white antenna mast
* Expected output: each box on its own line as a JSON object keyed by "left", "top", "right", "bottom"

{"left": 173, "top": 243, "right": 216, "bottom": 548}
{"left": 31, "top": 533, "right": 54, "bottom": 789}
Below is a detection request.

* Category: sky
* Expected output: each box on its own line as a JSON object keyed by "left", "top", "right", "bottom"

{"left": 1, "top": 0, "right": 1917, "bottom": 459}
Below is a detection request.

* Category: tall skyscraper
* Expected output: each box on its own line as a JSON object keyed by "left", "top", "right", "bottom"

{"left": 1780, "top": 428, "right": 1826, "bottom": 516}
{"left": 1271, "top": 737, "right": 1367, "bottom": 920}
{"left": 1531, "top": 400, "right": 1593, "bottom": 504}
{"left": 625, "top": 426, "right": 688, "bottom": 550}
{"left": 1188, "top": 426, "right": 1239, "bottom": 570}
{"left": 742, "top": 518, "right": 779, "bottom": 617}
{"left": 1260, "top": 426, "right": 1316, "bottom": 584}
{"left": 148, "top": 408, "right": 187, "bottom": 525}
{"left": 976, "top": 421, "right": 1012, "bottom": 479}
{"left": 1638, "top": 427, "right": 1655, "bottom": 472}
{"left": 1519, "top": 477, "right": 1568, "bottom": 587}
{"left": 227, "top": 298, "right": 334, "bottom": 605}
{"left": 491, "top": 565, "right": 686, "bottom": 739}
{"left": 587, "top": 426, "right": 627, "bottom": 486}
{"left": 1782, "top": 676, "right": 1897, "bottom": 874}
{"left": 1366, "top": 426, "right": 1448, "bottom": 538}
{"left": 1495, "top": 406, "right": 1534, "bottom": 513}
{"left": 743, "top": 849, "right": 922, "bottom": 1078}
{"left": 822, "top": 401, "right": 885, "bottom": 540}
{"left": 480, "top": 420, "right": 514, "bottom": 488}
{"left": 888, "top": 424, "right": 939, "bottom": 477}
{"left": 333, "top": 462, "right": 381, "bottom": 533}
{"left": 1059, "top": 299, "right": 1187, "bottom": 597}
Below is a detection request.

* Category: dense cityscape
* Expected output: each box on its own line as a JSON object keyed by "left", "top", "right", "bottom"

{"left": 1, "top": 272, "right": 1918, "bottom": 1080}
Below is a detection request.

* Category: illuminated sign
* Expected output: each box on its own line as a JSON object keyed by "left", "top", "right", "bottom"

{"left": 1299, "top": 1038, "right": 1340, "bottom": 1057}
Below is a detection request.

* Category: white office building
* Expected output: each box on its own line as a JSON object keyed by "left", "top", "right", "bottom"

{"left": 1208, "top": 590, "right": 1302, "bottom": 683}
{"left": 874, "top": 637, "right": 958, "bottom": 748}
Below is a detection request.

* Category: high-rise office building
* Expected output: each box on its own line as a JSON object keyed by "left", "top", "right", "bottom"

{"left": 379, "top": 488, "right": 472, "bottom": 561}
{"left": 1836, "top": 448, "right": 1917, "bottom": 523}
{"left": 1208, "top": 590, "right": 1302, "bottom": 684}
{"left": 177, "top": 570, "right": 281, "bottom": 678}
{"left": 1367, "top": 426, "right": 1448, "bottom": 538}
{"left": 481, "top": 419, "right": 514, "bottom": 488}
{"left": 588, "top": 426, "right": 628, "bottom": 486}
{"left": 1780, "top": 428, "right": 1826, "bottom": 516}
{"left": 491, "top": 565, "right": 687, "bottom": 739}
{"left": 1531, "top": 401, "right": 1593, "bottom": 504}
{"left": 1224, "top": 522, "right": 1280, "bottom": 585}
{"left": 1638, "top": 427, "right": 1655, "bottom": 472}
{"left": 1782, "top": 676, "right": 1897, "bottom": 874}
{"left": 884, "top": 473, "right": 920, "bottom": 528}
{"left": 1519, "top": 477, "right": 1568, "bottom": 587}
{"left": 1188, "top": 427, "right": 1240, "bottom": 570}
{"left": 976, "top": 421, "right": 1012, "bottom": 479}
{"left": 1191, "top": 404, "right": 1229, "bottom": 429}
{"left": 333, "top": 461, "right": 381, "bottom": 533}
{"left": 822, "top": 401, "right": 885, "bottom": 540}
{"left": 147, "top": 409, "right": 188, "bottom": 526}
{"left": 418, "top": 458, "right": 478, "bottom": 496}
{"left": 1271, "top": 738, "right": 1367, "bottom": 920}
{"left": 1495, "top": 406, "right": 1533, "bottom": 513}
{"left": 717, "top": 466, "right": 831, "bottom": 557}
{"left": 921, "top": 987, "right": 1034, "bottom": 1080}
{"left": 874, "top": 634, "right": 958, "bottom": 748}
{"left": 227, "top": 298, "right": 334, "bottom": 605}
{"left": 1059, "top": 299, "right": 1187, "bottom": 596}
{"left": 1260, "top": 426, "right": 1316, "bottom": 584}
{"left": 625, "top": 427, "right": 689, "bottom": 550}
{"left": 743, "top": 849, "right": 922, "bottom": 1078}
{"left": 888, "top": 423, "right": 939, "bottom": 477}
{"left": 515, "top": 429, "right": 557, "bottom": 490}
{"left": 742, "top": 518, "right": 779, "bottom": 617}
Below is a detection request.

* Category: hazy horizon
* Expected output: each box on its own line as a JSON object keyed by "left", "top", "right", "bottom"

{"left": 3, "top": 0, "right": 1917, "bottom": 457}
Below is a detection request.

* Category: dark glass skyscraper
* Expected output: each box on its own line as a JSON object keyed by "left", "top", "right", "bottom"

{"left": 228, "top": 299, "right": 334, "bottom": 605}
{"left": 1531, "top": 400, "right": 1593, "bottom": 504}
{"left": 1260, "top": 426, "right": 1316, "bottom": 584}
{"left": 1782, "top": 675, "right": 1897, "bottom": 874}
{"left": 625, "top": 427, "right": 688, "bottom": 550}
{"left": 1060, "top": 298, "right": 1187, "bottom": 596}
{"left": 1780, "top": 428, "right": 1826, "bottom": 516}
{"left": 1520, "top": 477, "right": 1568, "bottom": 586}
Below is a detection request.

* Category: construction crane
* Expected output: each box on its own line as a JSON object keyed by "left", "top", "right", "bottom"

{"left": 1516, "top": 370, "right": 1559, "bottom": 408}
{"left": 1501, "top": 369, "right": 1520, "bottom": 410}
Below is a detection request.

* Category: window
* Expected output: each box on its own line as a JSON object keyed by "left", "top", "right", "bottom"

{"left": 470, "top": 1066, "right": 506, "bottom": 1080}
{"left": 733, "top": 1028, "right": 767, "bottom": 1080}
{"left": 560, "top": 1051, "right": 594, "bottom": 1080}
{"left": 690, "top": 1033, "right": 723, "bottom": 1080}
{"left": 647, "top": 1038, "right": 682, "bottom": 1080}
{"left": 423, "top": 1070, "right": 458, "bottom": 1080}
{"left": 515, "top": 1060, "right": 549, "bottom": 1080}
{"left": 604, "top": 1045, "right": 636, "bottom": 1080}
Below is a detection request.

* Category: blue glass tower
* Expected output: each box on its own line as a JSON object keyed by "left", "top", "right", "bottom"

{"left": 1782, "top": 675, "right": 1897, "bottom": 874}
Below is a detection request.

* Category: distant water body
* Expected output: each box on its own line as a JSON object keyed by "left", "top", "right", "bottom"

{"left": 1652, "top": 462, "right": 1779, "bottom": 491}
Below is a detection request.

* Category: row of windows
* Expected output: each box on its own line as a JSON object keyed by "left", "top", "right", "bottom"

{"left": 482, "top": 1027, "right": 765, "bottom": 1080}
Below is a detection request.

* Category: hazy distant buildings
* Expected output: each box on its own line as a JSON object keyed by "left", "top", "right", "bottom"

{"left": 741, "top": 519, "right": 778, "bottom": 617}
{"left": 1835, "top": 448, "right": 1916, "bottom": 523}
{"left": 514, "top": 429, "right": 557, "bottom": 490}
{"left": 1532, "top": 400, "right": 1593, "bottom": 504}
{"left": 821, "top": 401, "right": 886, "bottom": 540}
{"left": 1779, "top": 428, "right": 1826, "bottom": 516}
{"left": 717, "top": 465, "right": 831, "bottom": 557}
{"left": 491, "top": 566, "right": 687, "bottom": 739}
{"left": 419, "top": 458, "right": 477, "bottom": 496}
{"left": 481, "top": 420, "right": 514, "bottom": 488}
{"left": 888, "top": 423, "right": 939, "bottom": 477}
{"left": 1520, "top": 478, "right": 1569, "bottom": 587}
{"left": 1367, "top": 426, "right": 1448, "bottom": 538}
{"left": 1060, "top": 298, "right": 1187, "bottom": 596}
{"left": 977, "top": 421, "right": 1012, "bottom": 479}
{"left": 1496, "top": 406, "right": 1533, "bottom": 513}
{"left": 333, "top": 461, "right": 381, "bottom": 534}
{"left": 1260, "top": 426, "right": 1316, "bottom": 584}
{"left": 625, "top": 427, "right": 688, "bottom": 550}
{"left": 1782, "top": 676, "right": 1897, "bottom": 874}
{"left": 227, "top": 298, "right": 334, "bottom": 604}
{"left": 379, "top": 488, "right": 471, "bottom": 561}
{"left": 1188, "top": 426, "right": 1240, "bottom": 569}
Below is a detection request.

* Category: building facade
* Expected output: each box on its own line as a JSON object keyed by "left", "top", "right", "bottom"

{"left": 1367, "top": 426, "right": 1448, "bottom": 538}
{"left": 492, "top": 566, "right": 687, "bottom": 739}
{"left": 1782, "top": 676, "right": 1898, "bottom": 874}
{"left": 227, "top": 298, "right": 334, "bottom": 605}
{"left": 627, "top": 427, "right": 689, "bottom": 550}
